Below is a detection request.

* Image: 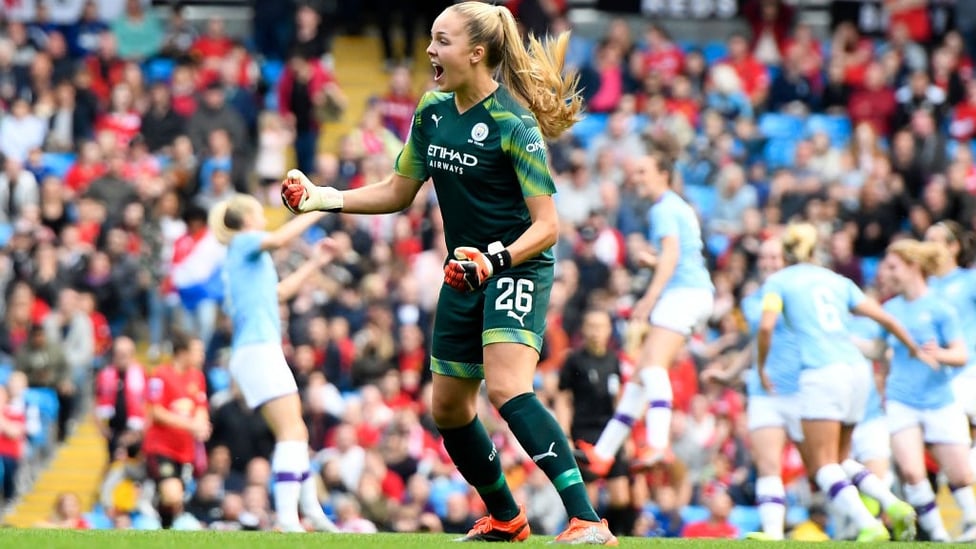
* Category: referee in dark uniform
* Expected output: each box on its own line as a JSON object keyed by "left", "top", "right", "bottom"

{"left": 556, "top": 309, "right": 636, "bottom": 536}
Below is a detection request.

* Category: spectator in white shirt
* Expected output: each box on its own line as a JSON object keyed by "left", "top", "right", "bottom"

{"left": 0, "top": 98, "right": 47, "bottom": 163}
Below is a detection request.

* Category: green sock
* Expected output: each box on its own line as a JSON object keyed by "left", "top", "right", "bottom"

{"left": 499, "top": 392, "right": 600, "bottom": 522}
{"left": 438, "top": 416, "right": 520, "bottom": 521}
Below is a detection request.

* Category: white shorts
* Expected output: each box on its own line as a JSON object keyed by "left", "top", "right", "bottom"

{"left": 649, "top": 287, "right": 714, "bottom": 336}
{"left": 229, "top": 342, "right": 298, "bottom": 409}
{"left": 952, "top": 372, "right": 976, "bottom": 422}
{"left": 798, "top": 362, "right": 870, "bottom": 424}
{"left": 886, "top": 400, "right": 972, "bottom": 445}
{"left": 747, "top": 394, "right": 804, "bottom": 443}
{"left": 851, "top": 416, "right": 891, "bottom": 462}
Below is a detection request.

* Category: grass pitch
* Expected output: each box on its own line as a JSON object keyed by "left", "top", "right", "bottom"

{"left": 0, "top": 530, "right": 970, "bottom": 548}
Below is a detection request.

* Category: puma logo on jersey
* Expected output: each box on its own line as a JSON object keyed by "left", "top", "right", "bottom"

{"left": 531, "top": 442, "right": 558, "bottom": 463}
{"left": 431, "top": 114, "right": 442, "bottom": 128}
{"left": 507, "top": 310, "right": 527, "bottom": 327}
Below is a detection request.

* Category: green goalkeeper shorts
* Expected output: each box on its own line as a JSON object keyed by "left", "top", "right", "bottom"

{"left": 430, "top": 261, "right": 553, "bottom": 380}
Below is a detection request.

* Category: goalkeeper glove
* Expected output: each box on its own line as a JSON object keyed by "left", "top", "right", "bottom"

{"left": 281, "top": 169, "right": 343, "bottom": 214}
{"left": 444, "top": 241, "right": 511, "bottom": 292}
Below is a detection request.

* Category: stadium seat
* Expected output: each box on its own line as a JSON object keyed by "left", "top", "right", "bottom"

{"left": 786, "top": 505, "right": 810, "bottom": 526}
{"left": 679, "top": 504, "right": 710, "bottom": 523}
{"left": 85, "top": 509, "right": 113, "bottom": 530}
{"left": 570, "top": 113, "right": 608, "bottom": 149}
{"left": 861, "top": 256, "right": 882, "bottom": 285}
{"left": 703, "top": 42, "right": 728, "bottom": 65}
{"left": 805, "top": 114, "right": 852, "bottom": 147}
{"left": 730, "top": 506, "right": 762, "bottom": 537}
{"left": 677, "top": 40, "right": 697, "bottom": 54}
{"left": 707, "top": 233, "right": 731, "bottom": 258}
{"left": 207, "top": 366, "right": 231, "bottom": 394}
{"left": 683, "top": 183, "right": 718, "bottom": 218}
{"left": 758, "top": 113, "right": 804, "bottom": 140}
{"left": 260, "top": 60, "right": 285, "bottom": 86}
{"left": 763, "top": 138, "right": 798, "bottom": 169}
{"left": 42, "top": 152, "right": 76, "bottom": 179}
{"left": 25, "top": 388, "right": 58, "bottom": 424}
{"left": 766, "top": 65, "right": 781, "bottom": 82}
{"left": 144, "top": 58, "right": 176, "bottom": 83}
{"left": 0, "top": 363, "right": 12, "bottom": 386}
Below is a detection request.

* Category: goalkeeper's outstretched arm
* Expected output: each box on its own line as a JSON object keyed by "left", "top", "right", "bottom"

{"left": 283, "top": 169, "right": 425, "bottom": 215}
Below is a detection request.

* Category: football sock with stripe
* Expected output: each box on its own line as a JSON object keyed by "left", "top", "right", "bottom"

{"left": 815, "top": 463, "right": 877, "bottom": 530}
{"left": 593, "top": 381, "right": 644, "bottom": 460}
{"left": 640, "top": 366, "right": 673, "bottom": 450}
{"left": 438, "top": 416, "right": 520, "bottom": 522}
{"left": 904, "top": 480, "right": 949, "bottom": 541}
{"left": 271, "top": 440, "right": 307, "bottom": 527}
{"left": 499, "top": 392, "right": 600, "bottom": 522}
{"left": 756, "top": 475, "right": 786, "bottom": 540}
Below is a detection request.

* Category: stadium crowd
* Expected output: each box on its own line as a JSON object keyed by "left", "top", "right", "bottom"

{"left": 0, "top": 0, "right": 973, "bottom": 540}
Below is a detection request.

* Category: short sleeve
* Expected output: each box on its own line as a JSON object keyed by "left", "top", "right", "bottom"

{"left": 937, "top": 303, "right": 964, "bottom": 346}
{"left": 506, "top": 121, "right": 555, "bottom": 198}
{"left": 394, "top": 94, "right": 431, "bottom": 182}
{"left": 648, "top": 202, "right": 679, "bottom": 243}
{"left": 232, "top": 231, "right": 265, "bottom": 259}
{"left": 844, "top": 278, "right": 867, "bottom": 310}
{"left": 760, "top": 276, "right": 784, "bottom": 313}
{"left": 557, "top": 354, "right": 577, "bottom": 391}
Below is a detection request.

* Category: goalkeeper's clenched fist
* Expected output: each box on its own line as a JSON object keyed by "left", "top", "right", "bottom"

{"left": 443, "top": 242, "right": 512, "bottom": 292}
{"left": 281, "top": 169, "right": 344, "bottom": 214}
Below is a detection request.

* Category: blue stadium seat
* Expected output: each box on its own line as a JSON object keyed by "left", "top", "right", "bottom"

{"left": 763, "top": 138, "right": 798, "bottom": 169}
{"left": 85, "top": 509, "right": 113, "bottom": 530}
{"left": 766, "top": 65, "right": 781, "bottom": 83}
{"left": 144, "top": 58, "right": 176, "bottom": 83}
{"left": 42, "top": 152, "right": 76, "bottom": 179}
{"left": 677, "top": 40, "right": 697, "bottom": 54}
{"left": 683, "top": 183, "right": 718, "bottom": 219}
{"left": 679, "top": 505, "right": 710, "bottom": 523}
{"left": 261, "top": 60, "right": 285, "bottom": 86}
{"left": 207, "top": 367, "right": 230, "bottom": 394}
{"left": 570, "top": 113, "right": 608, "bottom": 149}
{"left": 805, "top": 114, "right": 852, "bottom": 147}
{"left": 703, "top": 42, "right": 728, "bottom": 65}
{"left": 730, "top": 506, "right": 762, "bottom": 537}
{"left": 758, "top": 113, "right": 804, "bottom": 140}
{"left": 786, "top": 506, "right": 810, "bottom": 526}
{"left": 707, "top": 233, "right": 731, "bottom": 258}
{"left": 25, "top": 388, "right": 58, "bottom": 424}
{"left": 0, "top": 363, "right": 12, "bottom": 386}
{"left": 0, "top": 223, "right": 11, "bottom": 248}
{"left": 861, "top": 256, "right": 882, "bottom": 286}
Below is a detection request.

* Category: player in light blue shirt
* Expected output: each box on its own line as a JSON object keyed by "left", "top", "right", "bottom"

{"left": 925, "top": 221, "right": 976, "bottom": 430}
{"left": 577, "top": 150, "right": 714, "bottom": 478}
{"left": 874, "top": 239, "right": 975, "bottom": 542}
{"left": 759, "top": 223, "right": 922, "bottom": 542}
{"left": 702, "top": 238, "right": 799, "bottom": 540}
{"left": 209, "top": 192, "right": 338, "bottom": 534}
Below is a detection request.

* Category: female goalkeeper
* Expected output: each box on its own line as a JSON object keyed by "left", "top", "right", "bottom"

{"left": 282, "top": 1, "right": 614, "bottom": 544}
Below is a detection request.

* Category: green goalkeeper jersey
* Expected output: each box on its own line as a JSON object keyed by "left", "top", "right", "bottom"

{"left": 394, "top": 86, "right": 556, "bottom": 264}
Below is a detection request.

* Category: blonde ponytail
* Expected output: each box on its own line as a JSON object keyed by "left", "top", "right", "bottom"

{"left": 887, "top": 239, "right": 949, "bottom": 278}
{"left": 208, "top": 194, "right": 261, "bottom": 246}
{"left": 450, "top": 2, "right": 582, "bottom": 139}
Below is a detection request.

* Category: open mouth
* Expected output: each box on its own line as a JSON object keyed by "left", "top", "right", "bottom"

{"left": 432, "top": 63, "right": 444, "bottom": 81}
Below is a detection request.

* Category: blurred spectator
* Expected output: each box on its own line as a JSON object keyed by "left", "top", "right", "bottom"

{"left": 710, "top": 165, "right": 758, "bottom": 236}
{"left": 335, "top": 494, "right": 379, "bottom": 533}
{"left": 254, "top": 112, "right": 294, "bottom": 201}
{"left": 767, "top": 46, "right": 817, "bottom": 113}
{"left": 35, "top": 492, "right": 90, "bottom": 529}
{"left": 208, "top": 385, "right": 274, "bottom": 478}
{"left": 375, "top": 0, "right": 417, "bottom": 69}
{"left": 291, "top": 4, "right": 333, "bottom": 65}
{"left": 679, "top": 482, "right": 738, "bottom": 539}
{"left": 111, "top": 0, "right": 163, "bottom": 61}
{"left": 168, "top": 205, "right": 224, "bottom": 350}
{"left": 188, "top": 81, "right": 248, "bottom": 159}
{"left": 142, "top": 332, "right": 210, "bottom": 522}
{"left": 143, "top": 82, "right": 187, "bottom": 154}
{"left": 15, "top": 324, "right": 71, "bottom": 440}
{"left": 848, "top": 62, "right": 897, "bottom": 137}
{"left": 0, "top": 383, "right": 26, "bottom": 504}
{"left": 373, "top": 67, "right": 417, "bottom": 142}
{"left": 94, "top": 337, "right": 146, "bottom": 458}
{"left": 720, "top": 32, "right": 769, "bottom": 107}
{"left": 0, "top": 159, "right": 40, "bottom": 227}
{"left": 0, "top": 98, "right": 46, "bottom": 163}
{"left": 160, "top": 3, "right": 198, "bottom": 60}
{"left": 278, "top": 53, "right": 343, "bottom": 174}
{"left": 743, "top": 0, "right": 794, "bottom": 67}
{"left": 578, "top": 41, "right": 625, "bottom": 114}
